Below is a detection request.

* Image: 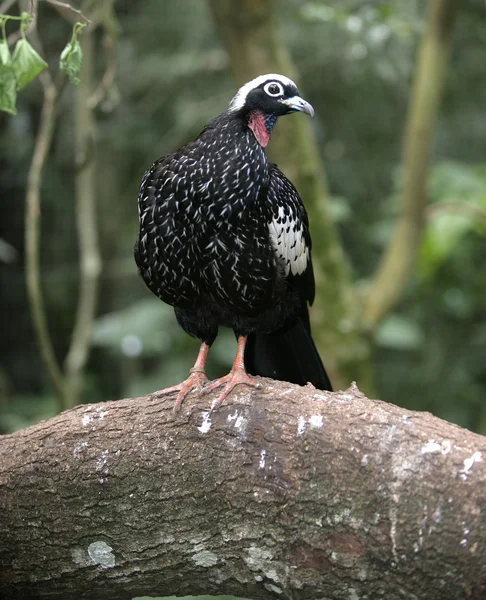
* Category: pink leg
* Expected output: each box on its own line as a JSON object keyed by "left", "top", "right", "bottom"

{"left": 152, "top": 342, "right": 210, "bottom": 412}
{"left": 203, "top": 336, "right": 261, "bottom": 411}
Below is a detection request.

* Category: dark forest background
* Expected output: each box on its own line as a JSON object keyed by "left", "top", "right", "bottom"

{"left": 0, "top": 0, "right": 485, "bottom": 435}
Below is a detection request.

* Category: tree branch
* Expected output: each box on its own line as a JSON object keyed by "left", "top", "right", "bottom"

{"left": 1, "top": 380, "right": 485, "bottom": 599}
{"left": 363, "top": 0, "right": 458, "bottom": 329}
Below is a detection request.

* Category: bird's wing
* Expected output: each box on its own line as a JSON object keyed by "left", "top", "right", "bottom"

{"left": 245, "top": 165, "right": 332, "bottom": 390}
{"left": 135, "top": 150, "right": 205, "bottom": 307}
{"left": 267, "top": 164, "right": 315, "bottom": 305}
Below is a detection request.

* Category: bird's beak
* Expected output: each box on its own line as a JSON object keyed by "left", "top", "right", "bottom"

{"left": 279, "top": 96, "right": 315, "bottom": 117}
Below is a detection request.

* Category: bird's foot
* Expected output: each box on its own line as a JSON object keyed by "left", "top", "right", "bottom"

{"left": 151, "top": 368, "right": 208, "bottom": 413}
{"left": 203, "top": 369, "right": 261, "bottom": 412}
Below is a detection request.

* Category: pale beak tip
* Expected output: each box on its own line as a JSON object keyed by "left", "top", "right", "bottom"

{"left": 281, "top": 96, "right": 315, "bottom": 117}
{"left": 305, "top": 102, "right": 315, "bottom": 118}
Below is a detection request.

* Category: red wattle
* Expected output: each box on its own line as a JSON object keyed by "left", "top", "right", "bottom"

{"left": 248, "top": 111, "right": 270, "bottom": 147}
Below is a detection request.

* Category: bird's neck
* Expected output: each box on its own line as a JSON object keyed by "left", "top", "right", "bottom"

{"left": 246, "top": 111, "right": 277, "bottom": 148}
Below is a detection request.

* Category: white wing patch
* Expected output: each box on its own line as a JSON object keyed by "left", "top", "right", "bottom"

{"left": 268, "top": 206, "right": 309, "bottom": 276}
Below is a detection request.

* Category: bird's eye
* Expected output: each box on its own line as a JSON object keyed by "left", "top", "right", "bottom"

{"left": 264, "top": 82, "right": 284, "bottom": 97}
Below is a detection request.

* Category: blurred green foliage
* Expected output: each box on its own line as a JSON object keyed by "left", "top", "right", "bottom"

{"left": 419, "top": 161, "right": 486, "bottom": 278}
{"left": 0, "top": 0, "right": 485, "bottom": 435}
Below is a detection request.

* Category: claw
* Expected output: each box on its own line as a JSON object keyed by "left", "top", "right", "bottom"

{"left": 203, "top": 334, "right": 260, "bottom": 411}
{"left": 151, "top": 369, "right": 208, "bottom": 413}
{"left": 150, "top": 336, "right": 259, "bottom": 414}
{"left": 150, "top": 342, "right": 211, "bottom": 413}
{"left": 205, "top": 369, "right": 261, "bottom": 413}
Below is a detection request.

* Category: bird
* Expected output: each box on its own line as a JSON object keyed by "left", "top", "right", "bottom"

{"left": 135, "top": 73, "right": 332, "bottom": 411}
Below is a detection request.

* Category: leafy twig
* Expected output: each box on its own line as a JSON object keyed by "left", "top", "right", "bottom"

{"left": 7, "top": 0, "right": 37, "bottom": 46}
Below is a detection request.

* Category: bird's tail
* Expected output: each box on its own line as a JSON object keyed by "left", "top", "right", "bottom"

{"left": 244, "top": 308, "right": 333, "bottom": 391}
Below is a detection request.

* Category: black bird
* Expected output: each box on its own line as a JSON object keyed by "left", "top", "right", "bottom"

{"left": 135, "top": 73, "right": 332, "bottom": 410}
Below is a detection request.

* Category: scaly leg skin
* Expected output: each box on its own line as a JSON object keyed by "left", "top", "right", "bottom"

{"left": 203, "top": 336, "right": 261, "bottom": 412}
{"left": 151, "top": 342, "right": 210, "bottom": 413}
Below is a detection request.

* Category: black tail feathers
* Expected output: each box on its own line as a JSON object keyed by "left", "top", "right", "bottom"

{"left": 244, "top": 314, "right": 332, "bottom": 391}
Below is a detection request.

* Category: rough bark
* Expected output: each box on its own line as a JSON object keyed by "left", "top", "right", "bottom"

{"left": 1, "top": 381, "right": 485, "bottom": 600}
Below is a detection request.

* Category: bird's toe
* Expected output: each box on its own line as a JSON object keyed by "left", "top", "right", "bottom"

{"left": 150, "top": 371, "right": 208, "bottom": 413}
{"left": 205, "top": 370, "right": 260, "bottom": 412}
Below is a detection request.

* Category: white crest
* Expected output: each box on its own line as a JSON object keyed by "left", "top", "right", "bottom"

{"left": 228, "top": 74, "right": 297, "bottom": 112}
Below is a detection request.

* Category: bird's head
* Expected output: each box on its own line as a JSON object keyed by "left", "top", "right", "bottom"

{"left": 228, "top": 74, "right": 314, "bottom": 147}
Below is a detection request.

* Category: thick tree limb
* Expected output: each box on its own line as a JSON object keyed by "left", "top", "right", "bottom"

{"left": 1, "top": 381, "right": 485, "bottom": 599}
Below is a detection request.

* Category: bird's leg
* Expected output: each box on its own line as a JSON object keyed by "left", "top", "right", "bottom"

{"left": 203, "top": 336, "right": 261, "bottom": 411}
{"left": 151, "top": 342, "right": 210, "bottom": 412}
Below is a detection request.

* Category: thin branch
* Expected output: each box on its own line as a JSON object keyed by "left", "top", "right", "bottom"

{"left": 363, "top": 0, "right": 458, "bottom": 329}
{"left": 25, "top": 78, "right": 67, "bottom": 410}
{"left": 21, "top": 0, "right": 103, "bottom": 409}
{"left": 64, "top": 29, "right": 101, "bottom": 407}
{"left": 63, "top": 0, "right": 117, "bottom": 407}
{"left": 0, "top": 0, "right": 17, "bottom": 14}
{"left": 21, "top": 0, "right": 70, "bottom": 410}
{"left": 43, "top": 0, "right": 91, "bottom": 24}
{"left": 87, "top": 27, "right": 115, "bottom": 109}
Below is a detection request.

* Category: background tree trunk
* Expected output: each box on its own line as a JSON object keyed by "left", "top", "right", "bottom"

{"left": 364, "top": 0, "right": 458, "bottom": 328}
{"left": 208, "top": 0, "right": 372, "bottom": 392}
{"left": 1, "top": 381, "right": 485, "bottom": 599}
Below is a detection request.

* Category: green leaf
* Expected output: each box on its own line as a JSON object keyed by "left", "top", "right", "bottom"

{"left": 59, "top": 36, "right": 83, "bottom": 85}
{"left": 0, "top": 40, "right": 17, "bottom": 115}
{"left": 59, "top": 22, "right": 85, "bottom": 86}
{"left": 0, "top": 37, "right": 11, "bottom": 64}
{"left": 12, "top": 38, "right": 47, "bottom": 90}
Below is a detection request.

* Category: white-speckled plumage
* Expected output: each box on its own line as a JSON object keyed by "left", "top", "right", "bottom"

{"left": 135, "top": 74, "right": 332, "bottom": 392}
